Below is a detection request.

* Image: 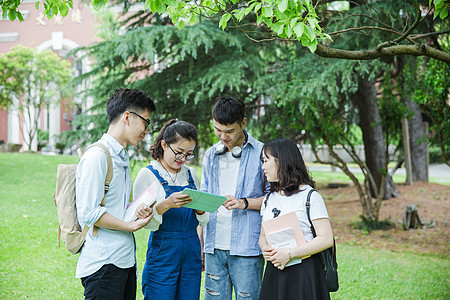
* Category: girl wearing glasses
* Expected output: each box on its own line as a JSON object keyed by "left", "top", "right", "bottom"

{"left": 133, "top": 119, "right": 209, "bottom": 300}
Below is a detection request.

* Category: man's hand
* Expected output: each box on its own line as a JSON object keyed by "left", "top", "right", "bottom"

{"left": 129, "top": 214, "right": 153, "bottom": 232}
{"left": 135, "top": 203, "right": 153, "bottom": 219}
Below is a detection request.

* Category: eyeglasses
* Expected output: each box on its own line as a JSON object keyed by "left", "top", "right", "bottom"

{"left": 129, "top": 111, "right": 150, "bottom": 129}
{"left": 167, "top": 143, "right": 195, "bottom": 161}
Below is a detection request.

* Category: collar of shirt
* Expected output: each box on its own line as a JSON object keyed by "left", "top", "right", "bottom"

{"left": 102, "top": 133, "right": 129, "bottom": 162}
{"left": 244, "top": 133, "right": 258, "bottom": 151}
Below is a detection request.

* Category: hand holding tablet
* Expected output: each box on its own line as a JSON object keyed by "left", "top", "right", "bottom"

{"left": 181, "top": 188, "right": 226, "bottom": 213}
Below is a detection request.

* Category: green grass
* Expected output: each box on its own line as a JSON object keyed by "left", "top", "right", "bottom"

{"left": 0, "top": 153, "right": 449, "bottom": 299}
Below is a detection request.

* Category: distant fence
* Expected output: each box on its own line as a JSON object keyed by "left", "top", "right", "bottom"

{"left": 300, "top": 144, "right": 398, "bottom": 163}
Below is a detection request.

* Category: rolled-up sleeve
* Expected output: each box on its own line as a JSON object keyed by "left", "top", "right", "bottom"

{"left": 76, "top": 148, "right": 108, "bottom": 228}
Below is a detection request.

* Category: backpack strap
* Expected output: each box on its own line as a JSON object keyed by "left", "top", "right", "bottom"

{"left": 305, "top": 188, "right": 317, "bottom": 237}
{"left": 86, "top": 142, "right": 113, "bottom": 237}
{"left": 263, "top": 192, "right": 272, "bottom": 209}
{"left": 91, "top": 143, "right": 113, "bottom": 205}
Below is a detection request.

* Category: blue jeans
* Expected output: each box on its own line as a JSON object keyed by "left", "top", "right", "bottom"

{"left": 204, "top": 250, "right": 264, "bottom": 300}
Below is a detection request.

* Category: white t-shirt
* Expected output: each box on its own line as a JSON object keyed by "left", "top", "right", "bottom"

{"left": 133, "top": 160, "right": 209, "bottom": 231}
{"left": 260, "top": 185, "right": 329, "bottom": 242}
{"left": 214, "top": 151, "right": 240, "bottom": 250}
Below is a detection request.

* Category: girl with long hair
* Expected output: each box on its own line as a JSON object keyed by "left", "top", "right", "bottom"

{"left": 259, "top": 138, "right": 333, "bottom": 300}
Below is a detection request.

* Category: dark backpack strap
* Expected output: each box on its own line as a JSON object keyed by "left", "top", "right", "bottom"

{"left": 305, "top": 188, "right": 339, "bottom": 291}
{"left": 305, "top": 188, "right": 317, "bottom": 237}
{"left": 263, "top": 192, "right": 271, "bottom": 209}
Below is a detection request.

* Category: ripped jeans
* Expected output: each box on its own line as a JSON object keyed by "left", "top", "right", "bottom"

{"left": 204, "top": 250, "right": 264, "bottom": 300}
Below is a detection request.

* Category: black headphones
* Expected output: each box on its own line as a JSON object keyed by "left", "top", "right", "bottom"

{"left": 215, "top": 130, "right": 248, "bottom": 158}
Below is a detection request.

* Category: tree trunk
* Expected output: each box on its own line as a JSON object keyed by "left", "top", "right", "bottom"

{"left": 353, "top": 76, "right": 395, "bottom": 200}
{"left": 407, "top": 98, "right": 429, "bottom": 181}
{"left": 399, "top": 56, "right": 429, "bottom": 182}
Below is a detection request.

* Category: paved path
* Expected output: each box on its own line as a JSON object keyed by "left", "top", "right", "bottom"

{"left": 307, "top": 163, "right": 450, "bottom": 180}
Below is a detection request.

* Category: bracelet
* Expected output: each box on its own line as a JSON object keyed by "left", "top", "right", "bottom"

{"left": 241, "top": 197, "right": 249, "bottom": 210}
{"left": 195, "top": 210, "right": 205, "bottom": 215}
{"left": 288, "top": 248, "right": 292, "bottom": 260}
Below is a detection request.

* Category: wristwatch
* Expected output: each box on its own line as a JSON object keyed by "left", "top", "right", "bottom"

{"left": 241, "top": 197, "right": 249, "bottom": 210}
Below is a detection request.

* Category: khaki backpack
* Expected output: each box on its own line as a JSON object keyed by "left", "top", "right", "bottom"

{"left": 53, "top": 142, "right": 113, "bottom": 255}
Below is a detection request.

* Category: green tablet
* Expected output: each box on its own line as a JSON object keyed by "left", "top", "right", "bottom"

{"left": 181, "top": 188, "right": 226, "bottom": 213}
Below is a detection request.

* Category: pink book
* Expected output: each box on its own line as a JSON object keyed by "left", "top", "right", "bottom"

{"left": 262, "top": 211, "right": 310, "bottom": 266}
{"left": 124, "top": 182, "right": 157, "bottom": 222}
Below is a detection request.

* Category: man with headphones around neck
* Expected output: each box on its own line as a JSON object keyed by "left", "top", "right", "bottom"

{"left": 201, "top": 96, "right": 266, "bottom": 300}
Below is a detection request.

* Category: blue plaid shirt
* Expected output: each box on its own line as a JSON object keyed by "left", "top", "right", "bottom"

{"left": 201, "top": 133, "right": 265, "bottom": 256}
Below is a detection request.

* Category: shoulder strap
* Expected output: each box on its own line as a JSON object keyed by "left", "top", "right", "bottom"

{"left": 186, "top": 168, "right": 195, "bottom": 187}
{"left": 146, "top": 164, "right": 168, "bottom": 187}
{"left": 89, "top": 142, "right": 113, "bottom": 205}
{"left": 85, "top": 142, "right": 113, "bottom": 236}
{"left": 305, "top": 188, "right": 317, "bottom": 237}
{"left": 263, "top": 192, "right": 271, "bottom": 209}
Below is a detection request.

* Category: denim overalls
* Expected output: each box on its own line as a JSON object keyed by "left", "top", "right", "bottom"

{"left": 142, "top": 165, "right": 202, "bottom": 300}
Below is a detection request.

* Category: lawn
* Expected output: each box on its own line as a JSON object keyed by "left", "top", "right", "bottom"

{"left": 0, "top": 152, "right": 448, "bottom": 299}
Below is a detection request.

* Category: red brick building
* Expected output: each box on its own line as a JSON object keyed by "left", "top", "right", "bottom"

{"left": 0, "top": 0, "right": 99, "bottom": 151}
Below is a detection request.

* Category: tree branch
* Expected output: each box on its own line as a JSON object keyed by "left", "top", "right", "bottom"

{"left": 410, "top": 29, "right": 450, "bottom": 40}
{"left": 376, "top": 0, "right": 421, "bottom": 49}
{"left": 315, "top": 43, "right": 450, "bottom": 63}
{"left": 328, "top": 26, "right": 416, "bottom": 44}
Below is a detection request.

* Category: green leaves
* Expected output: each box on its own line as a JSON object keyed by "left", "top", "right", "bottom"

{"left": 219, "top": 13, "right": 232, "bottom": 29}
{"left": 59, "top": 2, "right": 69, "bottom": 17}
{"left": 146, "top": 0, "right": 167, "bottom": 14}
{"left": 3, "top": 0, "right": 327, "bottom": 54}
{"left": 262, "top": 6, "right": 273, "bottom": 18}
{"left": 92, "top": 0, "right": 108, "bottom": 11}
{"left": 0, "top": 45, "right": 73, "bottom": 111}
{"left": 278, "top": 0, "right": 288, "bottom": 13}
{"left": 293, "top": 22, "right": 305, "bottom": 37}
{"left": 1, "top": 0, "right": 24, "bottom": 22}
{"left": 433, "top": 0, "right": 449, "bottom": 19}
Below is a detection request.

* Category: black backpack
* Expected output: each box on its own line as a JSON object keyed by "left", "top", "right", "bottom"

{"left": 305, "top": 189, "right": 339, "bottom": 292}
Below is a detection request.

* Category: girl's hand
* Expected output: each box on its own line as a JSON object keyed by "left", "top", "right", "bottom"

{"left": 261, "top": 244, "right": 275, "bottom": 261}
{"left": 135, "top": 203, "right": 153, "bottom": 219}
{"left": 166, "top": 191, "right": 192, "bottom": 208}
{"left": 268, "top": 248, "right": 290, "bottom": 270}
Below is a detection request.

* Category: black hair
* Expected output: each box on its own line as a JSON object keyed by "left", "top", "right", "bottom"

{"left": 150, "top": 119, "right": 198, "bottom": 160}
{"left": 106, "top": 88, "right": 156, "bottom": 124}
{"left": 212, "top": 95, "right": 245, "bottom": 125}
{"left": 262, "top": 138, "right": 315, "bottom": 196}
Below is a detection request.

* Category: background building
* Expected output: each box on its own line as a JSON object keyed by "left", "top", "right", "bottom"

{"left": 0, "top": 0, "right": 99, "bottom": 152}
